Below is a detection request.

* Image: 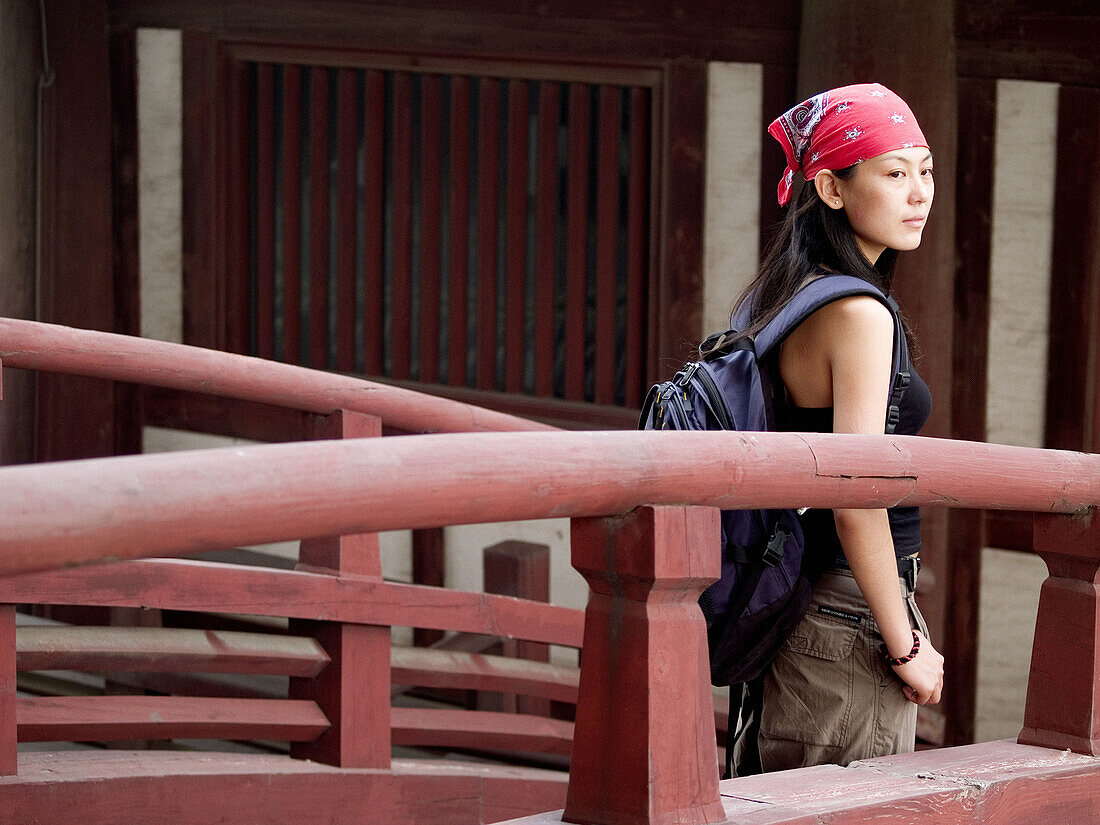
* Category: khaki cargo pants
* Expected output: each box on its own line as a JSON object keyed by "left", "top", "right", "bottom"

{"left": 756, "top": 566, "right": 929, "bottom": 771}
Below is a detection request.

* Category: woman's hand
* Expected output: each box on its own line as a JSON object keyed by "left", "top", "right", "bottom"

{"left": 892, "top": 630, "right": 944, "bottom": 705}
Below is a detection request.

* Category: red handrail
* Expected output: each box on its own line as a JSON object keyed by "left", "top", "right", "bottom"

{"left": 0, "top": 429, "right": 1096, "bottom": 576}
{"left": 0, "top": 318, "right": 553, "bottom": 435}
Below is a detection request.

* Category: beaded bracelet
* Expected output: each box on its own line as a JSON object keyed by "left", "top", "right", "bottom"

{"left": 882, "top": 630, "right": 920, "bottom": 667}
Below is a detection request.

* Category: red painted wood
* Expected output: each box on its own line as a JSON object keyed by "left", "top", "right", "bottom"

{"left": 362, "top": 69, "right": 386, "bottom": 376}
{"left": 1019, "top": 512, "right": 1100, "bottom": 755}
{"left": 255, "top": 62, "right": 276, "bottom": 360}
{"left": 2, "top": 430, "right": 1100, "bottom": 577}
{"left": 225, "top": 57, "right": 252, "bottom": 356}
{"left": 0, "top": 319, "right": 551, "bottom": 434}
{"left": 281, "top": 64, "right": 303, "bottom": 365}
{"left": 447, "top": 75, "right": 471, "bottom": 388}
{"left": 419, "top": 73, "right": 443, "bottom": 384}
{"left": 16, "top": 626, "right": 329, "bottom": 677}
{"left": 985, "top": 510, "right": 1035, "bottom": 553}
{"left": 624, "top": 86, "right": 648, "bottom": 409}
{"left": 534, "top": 82, "right": 561, "bottom": 399}
{"left": 564, "top": 84, "right": 590, "bottom": 402}
{"left": 17, "top": 696, "right": 329, "bottom": 743}
{"left": 593, "top": 85, "right": 620, "bottom": 406}
{"left": 307, "top": 65, "right": 330, "bottom": 369}
{"left": 483, "top": 541, "right": 551, "bottom": 715}
{"left": 0, "top": 605, "right": 14, "bottom": 775}
{"left": 412, "top": 527, "right": 446, "bottom": 647}
{"left": 391, "top": 71, "right": 414, "bottom": 380}
{"left": 391, "top": 647, "right": 577, "bottom": 703}
{"left": 565, "top": 506, "right": 724, "bottom": 825}
{"left": 291, "top": 621, "right": 391, "bottom": 767}
{"left": 504, "top": 79, "right": 530, "bottom": 394}
{"left": 391, "top": 706, "right": 572, "bottom": 756}
{"left": 476, "top": 78, "right": 501, "bottom": 392}
{"left": 334, "top": 67, "right": 358, "bottom": 373}
{"left": 0, "top": 563, "right": 585, "bottom": 648}
{"left": 0, "top": 750, "right": 568, "bottom": 825}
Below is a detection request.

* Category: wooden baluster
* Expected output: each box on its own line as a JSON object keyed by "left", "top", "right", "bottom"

{"left": 482, "top": 540, "right": 551, "bottom": 716}
{"left": 289, "top": 409, "right": 390, "bottom": 767}
{"left": 1018, "top": 512, "right": 1100, "bottom": 755}
{"left": 565, "top": 506, "right": 724, "bottom": 825}
{"left": 0, "top": 604, "right": 14, "bottom": 775}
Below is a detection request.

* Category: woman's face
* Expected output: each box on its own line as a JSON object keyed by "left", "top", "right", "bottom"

{"left": 832, "top": 147, "right": 934, "bottom": 263}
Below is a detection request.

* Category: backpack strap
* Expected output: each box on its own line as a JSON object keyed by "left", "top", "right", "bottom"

{"left": 752, "top": 274, "right": 911, "bottom": 435}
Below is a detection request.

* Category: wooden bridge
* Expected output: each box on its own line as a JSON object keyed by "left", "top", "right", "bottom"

{"left": 1, "top": 318, "right": 1099, "bottom": 824}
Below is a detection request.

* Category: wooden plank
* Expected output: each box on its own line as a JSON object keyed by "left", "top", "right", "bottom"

{"left": 503, "top": 79, "right": 530, "bottom": 394}
{"left": 390, "top": 71, "right": 414, "bottom": 380}
{"left": 391, "top": 647, "right": 578, "bottom": 703}
{"left": 307, "top": 65, "right": 330, "bottom": 369}
{"left": 942, "top": 76, "right": 997, "bottom": 748}
{"left": 564, "top": 83, "right": 590, "bottom": 402}
{"left": 0, "top": 750, "right": 569, "bottom": 825}
{"left": 1044, "top": 86, "right": 1100, "bottom": 453}
{"left": 419, "top": 73, "right": 443, "bottom": 384}
{"left": 476, "top": 77, "right": 501, "bottom": 391}
{"left": 36, "top": 0, "right": 117, "bottom": 462}
{"left": 362, "top": 69, "right": 385, "bottom": 376}
{"left": 281, "top": 63, "right": 303, "bottom": 365}
{"left": 533, "top": 81, "right": 561, "bottom": 399}
{"left": 16, "top": 626, "right": 329, "bottom": 677}
{"left": 141, "top": 386, "right": 316, "bottom": 443}
{"left": 390, "top": 706, "right": 573, "bottom": 756}
{"left": 0, "top": 561, "right": 586, "bottom": 648}
{"left": 984, "top": 510, "right": 1034, "bottom": 553}
{"left": 17, "top": 696, "right": 329, "bottom": 743}
{"left": 447, "top": 75, "right": 471, "bottom": 388}
{"left": 593, "top": 85, "right": 621, "bottom": 405}
{"left": 255, "top": 62, "right": 277, "bottom": 360}
{"left": 0, "top": 605, "right": 14, "bottom": 775}
{"left": 224, "top": 55, "right": 252, "bottom": 356}
{"left": 624, "top": 86, "right": 648, "bottom": 409}
{"left": 412, "top": 527, "right": 446, "bottom": 647}
{"left": 334, "top": 67, "right": 358, "bottom": 373}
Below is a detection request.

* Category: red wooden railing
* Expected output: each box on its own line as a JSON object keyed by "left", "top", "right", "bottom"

{"left": 2, "top": 318, "right": 1100, "bottom": 824}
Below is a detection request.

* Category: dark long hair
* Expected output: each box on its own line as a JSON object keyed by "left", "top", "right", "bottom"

{"left": 731, "top": 166, "right": 899, "bottom": 338}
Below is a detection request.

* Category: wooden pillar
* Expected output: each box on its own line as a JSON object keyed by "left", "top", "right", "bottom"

{"left": 1044, "top": 86, "right": 1100, "bottom": 452}
{"left": 796, "top": 0, "right": 964, "bottom": 743}
{"left": 483, "top": 540, "right": 551, "bottom": 716}
{"left": 0, "top": 0, "right": 38, "bottom": 467}
{"left": 0, "top": 605, "right": 15, "bottom": 775}
{"left": 289, "top": 409, "right": 390, "bottom": 768}
{"left": 1018, "top": 512, "right": 1100, "bottom": 755}
{"left": 37, "top": 0, "right": 124, "bottom": 461}
{"left": 564, "top": 505, "right": 723, "bottom": 825}
{"left": 412, "top": 527, "right": 446, "bottom": 647}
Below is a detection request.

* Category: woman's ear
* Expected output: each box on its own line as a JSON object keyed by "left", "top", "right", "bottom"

{"left": 814, "top": 171, "right": 844, "bottom": 210}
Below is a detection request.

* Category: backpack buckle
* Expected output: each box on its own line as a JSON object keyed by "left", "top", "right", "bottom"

{"left": 761, "top": 522, "right": 790, "bottom": 566}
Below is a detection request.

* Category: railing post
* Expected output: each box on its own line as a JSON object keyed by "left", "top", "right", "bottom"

{"left": 565, "top": 505, "right": 724, "bottom": 825}
{"left": 1018, "top": 511, "right": 1100, "bottom": 755}
{"left": 289, "top": 409, "right": 391, "bottom": 768}
{"left": 0, "top": 604, "right": 14, "bottom": 775}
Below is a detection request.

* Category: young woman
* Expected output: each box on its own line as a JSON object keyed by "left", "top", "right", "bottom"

{"left": 734, "top": 83, "right": 945, "bottom": 772}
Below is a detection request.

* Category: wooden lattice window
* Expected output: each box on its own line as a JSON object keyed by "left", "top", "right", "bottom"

{"left": 237, "top": 59, "right": 656, "bottom": 411}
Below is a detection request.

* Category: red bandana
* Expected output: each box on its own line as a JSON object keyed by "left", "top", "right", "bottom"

{"left": 768, "top": 83, "right": 929, "bottom": 206}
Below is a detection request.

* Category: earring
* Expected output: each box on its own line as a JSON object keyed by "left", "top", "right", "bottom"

{"left": 835, "top": 199, "right": 841, "bottom": 206}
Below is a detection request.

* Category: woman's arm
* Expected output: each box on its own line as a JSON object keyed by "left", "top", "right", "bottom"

{"left": 782, "top": 295, "right": 944, "bottom": 705}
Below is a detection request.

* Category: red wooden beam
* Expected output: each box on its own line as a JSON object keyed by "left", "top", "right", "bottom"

{"left": 447, "top": 75, "right": 472, "bottom": 389}
{"left": 419, "top": 73, "right": 443, "bottom": 385}
{"left": 391, "top": 707, "right": 573, "bottom": 756}
{"left": 391, "top": 71, "right": 414, "bottom": 381}
{"left": 0, "top": 605, "right": 14, "bottom": 776}
{"left": 0, "top": 318, "right": 552, "bottom": 434}
{"left": 476, "top": 78, "right": 501, "bottom": 392}
{"left": 0, "top": 430, "right": 1096, "bottom": 576}
{"left": 533, "top": 81, "right": 560, "bottom": 399}
{"left": 281, "top": 64, "right": 304, "bottom": 365}
{"left": 16, "top": 626, "right": 329, "bottom": 677}
{"left": 307, "top": 65, "right": 330, "bottom": 369}
{"left": 0, "top": 562, "right": 585, "bottom": 648}
{"left": 334, "top": 67, "right": 358, "bottom": 373}
{"left": 362, "top": 69, "right": 386, "bottom": 376}
{"left": 593, "top": 85, "right": 620, "bottom": 406}
{"left": 564, "top": 84, "right": 590, "bottom": 402}
{"left": 391, "top": 648, "right": 578, "bottom": 703}
{"left": 504, "top": 79, "right": 529, "bottom": 395}
{"left": 17, "top": 696, "right": 329, "bottom": 743}
{"left": 255, "top": 62, "right": 276, "bottom": 360}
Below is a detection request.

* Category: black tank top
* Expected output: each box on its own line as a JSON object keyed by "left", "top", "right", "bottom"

{"left": 776, "top": 364, "right": 932, "bottom": 561}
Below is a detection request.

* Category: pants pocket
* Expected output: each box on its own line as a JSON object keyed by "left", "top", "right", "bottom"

{"left": 759, "top": 605, "right": 861, "bottom": 748}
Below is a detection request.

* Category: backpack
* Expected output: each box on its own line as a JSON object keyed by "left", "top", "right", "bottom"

{"left": 638, "top": 274, "right": 911, "bottom": 689}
